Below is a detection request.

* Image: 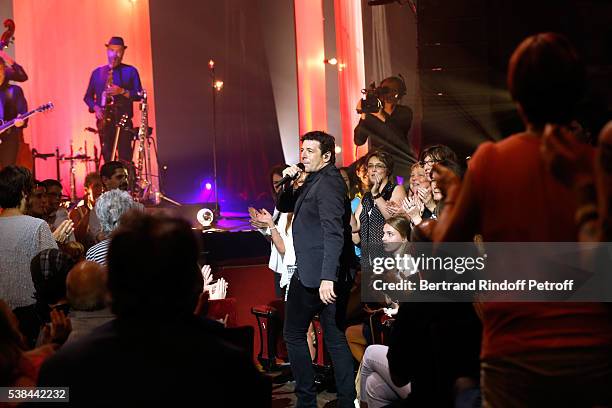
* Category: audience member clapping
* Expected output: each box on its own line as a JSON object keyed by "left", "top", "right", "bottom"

{"left": 36, "top": 211, "right": 270, "bottom": 405}
{"left": 353, "top": 151, "right": 407, "bottom": 271}
{"left": 19, "top": 249, "right": 76, "bottom": 348}
{"left": 69, "top": 172, "right": 103, "bottom": 247}
{"left": 0, "top": 300, "right": 70, "bottom": 390}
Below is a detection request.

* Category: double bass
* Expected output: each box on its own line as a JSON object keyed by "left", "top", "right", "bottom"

{"left": 0, "top": 19, "right": 14, "bottom": 49}
{"left": 0, "top": 19, "right": 33, "bottom": 169}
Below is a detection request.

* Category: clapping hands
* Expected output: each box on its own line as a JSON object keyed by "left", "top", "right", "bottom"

{"left": 201, "top": 264, "right": 229, "bottom": 300}
{"left": 40, "top": 308, "right": 72, "bottom": 346}
{"left": 53, "top": 219, "right": 74, "bottom": 244}
{"left": 402, "top": 196, "right": 424, "bottom": 225}
{"left": 209, "top": 278, "right": 228, "bottom": 300}
{"left": 249, "top": 207, "right": 274, "bottom": 229}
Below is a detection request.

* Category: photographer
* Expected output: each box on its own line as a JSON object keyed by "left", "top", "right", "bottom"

{"left": 354, "top": 76, "right": 415, "bottom": 181}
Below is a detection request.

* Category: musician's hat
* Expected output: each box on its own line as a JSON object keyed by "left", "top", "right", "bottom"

{"left": 105, "top": 36, "right": 127, "bottom": 49}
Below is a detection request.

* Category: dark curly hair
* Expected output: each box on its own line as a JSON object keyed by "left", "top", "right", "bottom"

{"left": 0, "top": 166, "right": 34, "bottom": 209}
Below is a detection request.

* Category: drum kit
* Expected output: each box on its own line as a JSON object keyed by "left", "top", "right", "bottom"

{"left": 32, "top": 134, "right": 99, "bottom": 203}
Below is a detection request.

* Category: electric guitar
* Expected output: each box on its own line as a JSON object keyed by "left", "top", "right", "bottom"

{"left": 0, "top": 102, "right": 54, "bottom": 140}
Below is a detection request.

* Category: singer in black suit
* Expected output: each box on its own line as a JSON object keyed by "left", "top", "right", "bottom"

{"left": 276, "top": 131, "right": 356, "bottom": 408}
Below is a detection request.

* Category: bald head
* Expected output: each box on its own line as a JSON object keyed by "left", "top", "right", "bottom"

{"left": 66, "top": 261, "right": 108, "bottom": 311}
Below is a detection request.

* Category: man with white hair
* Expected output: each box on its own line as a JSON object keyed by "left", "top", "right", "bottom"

{"left": 85, "top": 189, "right": 142, "bottom": 265}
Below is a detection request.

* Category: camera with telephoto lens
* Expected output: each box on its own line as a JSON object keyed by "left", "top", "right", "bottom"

{"left": 358, "top": 75, "right": 407, "bottom": 114}
{"left": 358, "top": 82, "right": 400, "bottom": 114}
{"left": 358, "top": 82, "right": 384, "bottom": 114}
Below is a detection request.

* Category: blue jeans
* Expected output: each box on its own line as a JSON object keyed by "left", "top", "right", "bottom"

{"left": 284, "top": 273, "right": 356, "bottom": 408}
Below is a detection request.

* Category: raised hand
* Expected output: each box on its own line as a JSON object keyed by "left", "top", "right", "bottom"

{"left": 371, "top": 173, "right": 382, "bottom": 196}
{"left": 541, "top": 123, "right": 595, "bottom": 187}
{"left": 209, "top": 278, "right": 228, "bottom": 300}
{"left": 418, "top": 186, "right": 434, "bottom": 206}
{"left": 40, "top": 308, "right": 72, "bottom": 345}
{"left": 201, "top": 265, "right": 213, "bottom": 293}
{"left": 52, "top": 219, "right": 74, "bottom": 244}
{"left": 431, "top": 164, "right": 461, "bottom": 199}
{"left": 386, "top": 200, "right": 402, "bottom": 216}
{"left": 402, "top": 196, "right": 423, "bottom": 224}
{"left": 256, "top": 208, "right": 274, "bottom": 227}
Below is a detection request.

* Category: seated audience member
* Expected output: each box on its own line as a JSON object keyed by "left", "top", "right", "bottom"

{"left": 85, "top": 189, "right": 141, "bottom": 265}
{"left": 25, "top": 181, "right": 48, "bottom": 220}
{"left": 431, "top": 33, "right": 612, "bottom": 406}
{"left": 14, "top": 249, "right": 76, "bottom": 349}
{"left": 64, "top": 261, "right": 114, "bottom": 344}
{"left": 0, "top": 166, "right": 72, "bottom": 310}
{"left": 346, "top": 216, "right": 409, "bottom": 364}
{"left": 193, "top": 264, "right": 230, "bottom": 321}
{"left": 37, "top": 211, "right": 271, "bottom": 405}
{"left": 87, "top": 161, "right": 130, "bottom": 245}
{"left": 41, "top": 179, "right": 69, "bottom": 231}
{"left": 0, "top": 300, "right": 70, "bottom": 391}
{"left": 61, "top": 241, "right": 86, "bottom": 262}
{"left": 70, "top": 172, "right": 104, "bottom": 248}
{"left": 359, "top": 342, "right": 411, "bottom": 408}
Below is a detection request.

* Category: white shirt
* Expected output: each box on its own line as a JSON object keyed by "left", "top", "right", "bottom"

{"left": 266, "top": 211, "right": 296, "bottom": 289}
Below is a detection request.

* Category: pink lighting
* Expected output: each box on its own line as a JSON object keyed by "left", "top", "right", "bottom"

{"left": 294, "top": 0, "right": 328, "bottom": 136}
{"left": 13, "top": 0, "right": 157, "bottom": 198}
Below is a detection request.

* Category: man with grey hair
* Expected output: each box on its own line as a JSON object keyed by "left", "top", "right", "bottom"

{"left": 65, "top": 261, "right": 114, "bottom": 344}
{"left": 85, "top": 189, "right": 142, "bottom": 265}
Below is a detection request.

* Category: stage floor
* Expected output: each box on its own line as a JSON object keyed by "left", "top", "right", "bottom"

{"left": 270, "top": 380, "right": 338, "bottom": 408}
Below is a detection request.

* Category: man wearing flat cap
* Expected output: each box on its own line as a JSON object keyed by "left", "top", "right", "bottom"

{"left": 84, "top": 36, "right": 143, "bottom": 164}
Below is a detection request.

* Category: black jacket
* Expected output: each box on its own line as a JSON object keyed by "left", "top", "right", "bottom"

{"left": 354, "top": 104, "right": 415, "bottom": 178}
{"left": 276, "top": 164, "right": 354, "bottom": 288}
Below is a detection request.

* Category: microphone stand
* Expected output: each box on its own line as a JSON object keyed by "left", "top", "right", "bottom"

{"left": 208, "top": 59, "right": 222, "bottom": 215}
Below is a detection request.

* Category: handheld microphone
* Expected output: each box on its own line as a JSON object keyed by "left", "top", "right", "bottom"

{"left": 275, "top": 163, "right": 305, "bottom": 186}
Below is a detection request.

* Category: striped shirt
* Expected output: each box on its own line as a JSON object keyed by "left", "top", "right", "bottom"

{"left": 86, "top": 239, "right": 110, "bottom": 265}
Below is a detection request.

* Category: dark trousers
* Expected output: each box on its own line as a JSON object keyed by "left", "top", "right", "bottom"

{"left": 100, "top": 121, "right": 133, "bottom": 164}
{"left": 0, "top": 130, "right": 20, "bottom": 168}
{"left": 284, "top": 273, "right": 356, "bottom": 408}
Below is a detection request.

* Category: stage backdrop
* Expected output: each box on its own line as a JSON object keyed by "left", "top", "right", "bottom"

{"left": 149, "top": 0, "right": 285, "bottom": 211}
{"left": 13, "top": 0, "right": 157, "bottom": 200}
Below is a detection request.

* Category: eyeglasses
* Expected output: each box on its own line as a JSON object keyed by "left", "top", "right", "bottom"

{"left": 419, "top": 159, "right": 439, "bottom": 166}
{"left": 367, "top": 163, "right": 387, "bottom": 170}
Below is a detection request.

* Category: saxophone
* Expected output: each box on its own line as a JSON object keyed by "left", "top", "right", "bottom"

{"left": 97, "top": 66, "right": 114, "bottom": 131}
{"left": 134, "top": 89, "right": 150, "bottom": 200}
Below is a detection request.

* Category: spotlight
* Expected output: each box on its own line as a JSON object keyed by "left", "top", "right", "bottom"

{"left": 335, "top": 145, "right": 342, "bottom": 154}
{"left": 197, "top": 208, "right": 215, "bottom": 228}
{"left": 208, "top": 59, "right": 215, "bottom": 69}
{"left": 324, "top": 57, "right": 338, "bottom": 65}
{"left": 205, "top": 182, "right": 212, "bottom": 190}
{"left": 214, "top": 80, "right": 224, "bottom": 91}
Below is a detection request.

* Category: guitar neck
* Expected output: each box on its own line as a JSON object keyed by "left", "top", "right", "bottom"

{"left": 0, "top": 109, "right": 39, "bottom": 133}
